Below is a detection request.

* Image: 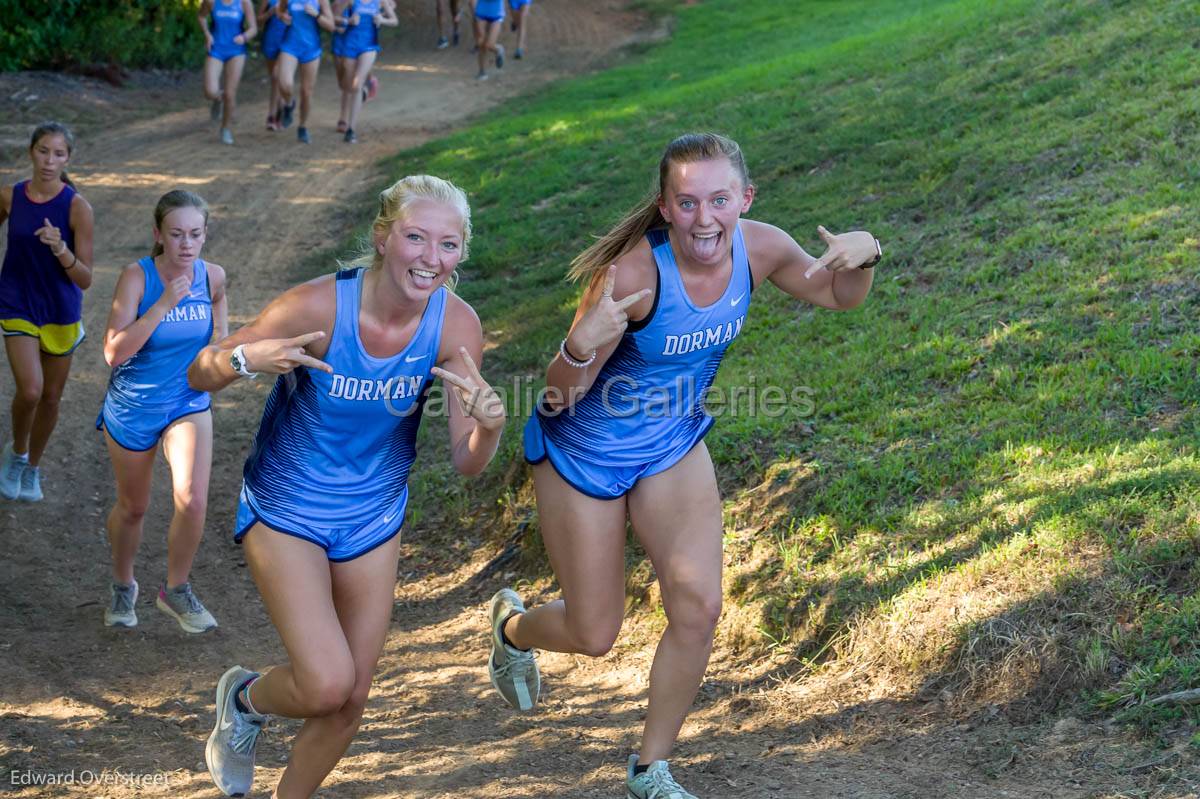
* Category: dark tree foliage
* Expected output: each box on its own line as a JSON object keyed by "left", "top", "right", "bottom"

{"left": 1, "top": 0, "right": 206, "bottom": 72}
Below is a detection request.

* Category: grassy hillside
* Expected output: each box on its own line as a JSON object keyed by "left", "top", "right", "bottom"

{"left": 378, "top": 0, "right": 1199, "bottom": 730}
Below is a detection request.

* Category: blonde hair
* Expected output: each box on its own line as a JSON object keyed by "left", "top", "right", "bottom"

{"left": 344, "top": 174, "right": 472, "bottom": 290}
{"left": 568, "top": 132, "right": 752, "bottom": 288}
{"left": 151, "top": 190, "right": 210, "bottom": 257}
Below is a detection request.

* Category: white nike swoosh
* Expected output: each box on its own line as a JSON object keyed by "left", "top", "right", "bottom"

{"left": 730, "top": 292, "right": 747, "bottom": 306}
{"left": 220, "top": 714, "right": 234, "bottom": 731}
{"left": 404, "top": 354, "right": 427, "bottom": 363}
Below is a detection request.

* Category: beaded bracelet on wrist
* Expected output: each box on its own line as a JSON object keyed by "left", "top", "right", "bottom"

{"left": 559, "top": 338, "right": 596, "bottom": 368}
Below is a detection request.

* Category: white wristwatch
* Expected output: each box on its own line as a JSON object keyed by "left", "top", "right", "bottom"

{"left": 230, "top": 344, "right": 259, "bottom": 379}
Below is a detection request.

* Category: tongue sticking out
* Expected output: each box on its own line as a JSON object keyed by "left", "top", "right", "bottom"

{"left": 692, "top": 232, "right": 722, "bottom": 260}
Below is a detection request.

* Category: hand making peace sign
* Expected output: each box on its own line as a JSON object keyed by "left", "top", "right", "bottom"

{"left": 243, "top": 330, "right": 333, "bottom": 375}
{"left": 432, "top": 347, "right": 506, "bottom": 432}
{"left": 567, "top": 264, "right": 653, "bottom": 357}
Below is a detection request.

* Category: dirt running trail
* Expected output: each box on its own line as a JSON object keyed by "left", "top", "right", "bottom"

{"left": 0, "top": 3, "right": 1192, "bottom": 798}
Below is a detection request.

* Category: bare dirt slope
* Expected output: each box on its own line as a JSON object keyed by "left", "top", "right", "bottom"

{"left": 0, "top": 2, "right": 1195, "bottom": 797}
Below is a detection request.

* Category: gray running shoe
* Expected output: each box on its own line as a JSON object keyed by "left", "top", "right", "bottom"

{"left": 487, "top": 588, "right": 540, "bottom": 711}
{"left": 210, "top": 98, "right": 222, "bottom": 122}
{"left": 206, "top": 666, "right": 266, "bottom": 798}
{"left": 104, "top": 580, "right": 139, "bottom": 628}
{"left": 626, "top": 755, "right": 698, "bottom": 799}
{"left": 18, "top": 465, "right": 41, "bottom": 501}
{"left": 220, "top": 127, "right": 234, "bottom": 145}
{"left": 0, "top": 444, "right": 26, "bottom": 500}
{"left": 436, "top": 35, "right": 449, "bottom": 49}
{"left": 495, "top": 43, "right": 505, "bottom": 69}
{"left": 157, "top": 583, "right": 218, "bottom": 633}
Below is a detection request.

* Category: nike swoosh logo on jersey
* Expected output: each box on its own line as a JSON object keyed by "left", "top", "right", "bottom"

{"left": 730, "top": 292, "right": 747, "bottom": 306}
{"left": 405, "top": 354, "right": 427, "bottom": 363}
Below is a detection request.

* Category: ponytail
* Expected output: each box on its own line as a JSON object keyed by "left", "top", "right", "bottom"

{"left": 568, "top": 132, "right": 752, "bottom": 290}
{"left": 567, "top": 198, "right": 665, "bottom": 288}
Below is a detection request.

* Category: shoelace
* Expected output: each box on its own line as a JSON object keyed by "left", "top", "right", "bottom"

{"left": 644, "top": 765, "right": 689, "bottom": 799}
{"left": 493, "top": 646, "right": 534, "bottom": 680}
{"left": 177, "top": 587, "right": 205, "bottom": 615}
{"left": 229, "top": 712, "right": 263, "bottom": 756}
{"left": 19, "top": 467, "right": 36, "bottom": 489}
{"left": 112, "top": 587, "right": 136, "bottom": 613}
{"left": 4, "top": 457, "right": 24, "bottom": 482}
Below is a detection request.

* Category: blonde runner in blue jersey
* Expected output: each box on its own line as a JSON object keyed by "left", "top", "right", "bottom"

{"left": 235, "top": 268, "right": 445, "bottom": 560}
{"left": 190, "top": 175, "right": 504, "bottom": 798}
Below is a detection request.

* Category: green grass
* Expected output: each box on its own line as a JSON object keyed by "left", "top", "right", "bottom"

{"left": 364, "top": 0, "right": 1200, "bottom": 728}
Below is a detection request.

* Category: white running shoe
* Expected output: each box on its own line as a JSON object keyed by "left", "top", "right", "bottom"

{"left": 18, "top": 464, "right": 41, "bottom": 501}
{"left": 0, "top": 444, "right": 27, "bottom": 500}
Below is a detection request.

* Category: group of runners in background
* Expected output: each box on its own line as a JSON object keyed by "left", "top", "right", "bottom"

{"left": 1, "top": 117, "right": 881, "bottom": 798}
{"left": 199, "top": 0, "right": 536, "bottom": 146}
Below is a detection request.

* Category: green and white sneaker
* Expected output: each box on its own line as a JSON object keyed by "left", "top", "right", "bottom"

{"left": 206, "top": 665, "right": 265, "bottom": 798}
{"left": 104, "top": 580, "right": 139, "bottom": 628}
{"left": 487, "top": 588, "right": 540, "bottom": 711}
{"left": 626, "top": 755, "right": 698, "bottom": 799}
{"left": 157, "top": 582, "right": 218, "bottom": 633}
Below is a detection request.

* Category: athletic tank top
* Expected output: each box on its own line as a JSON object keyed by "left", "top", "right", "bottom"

{"left": 284, "top": 0, "right": 322, "bottom": 50}
{"left": 345, "top": 0, "right": 380, "bottom": 49}
{"left": 210, "top": 0, "right": 245, "bottom": 46}
{"left": 537, "top": 223, "right": 753, "bottom": 467}
{"left": 106, "top": 257, "right": 213, "bottom": 411}
{"left": 0, "top": 180, "right": 81, "bottom": 326}
{"left": 243, "top": 268, "right": 445, "bottom": 528}
{"left": 262, "top": 0, "right": 286, "bottom": 46}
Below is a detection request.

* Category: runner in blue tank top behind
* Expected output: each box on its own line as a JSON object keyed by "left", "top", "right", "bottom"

{"left": 0, "top": 122, "right": 95, "bottom": 503}
{"left": 275, "top": 0, "right": 336, "bottom": 144}
{"left": 190, "top": 175, "right": 505, "bottom": 798}
{"left": 488, "top": 133, "right": 883, "bottom": 799}
{"left": 507, "top": 0, "right": 531, "bottom": 59}
{"left": 199, "top": 0, "right": 258, "bottom": 145}
{"left": 97, "top": 191, "right": 229, "bottom": 634}
{"left": 333, "top": 0, "right": 398, "bottom": 143}
{"left": 473, "top": 0, "right": 506, "bottom": 80}
{"left": 258, "top": 0, "right": 288, "bottom": 131}
{"left": 330, "top": 0, "right": 353, "bottom": 131}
